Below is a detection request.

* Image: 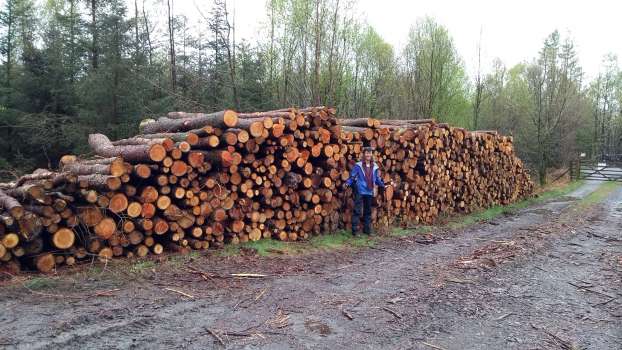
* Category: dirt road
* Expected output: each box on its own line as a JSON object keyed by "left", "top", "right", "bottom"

{"left": 1, "top": 181, "right": 621, "bottom": 350}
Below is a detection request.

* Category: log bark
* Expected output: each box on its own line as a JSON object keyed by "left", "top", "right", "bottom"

{"left": 61, "top": 158, "right": 126, "bottom": 177}
{"left": 0, "top": 189, "right": 24, "bottom": 219}
{"left": 141, "top": 110, "right": 238, "bottom": 134}
{"left": 89, "top": 134, "right": 166, "bottom": 163}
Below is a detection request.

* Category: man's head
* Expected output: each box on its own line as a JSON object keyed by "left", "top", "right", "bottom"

{"left": 362, "top": 146, "right": 374, "bottom": 163}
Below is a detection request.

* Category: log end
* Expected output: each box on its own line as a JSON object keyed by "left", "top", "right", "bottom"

{"left": 110, "top": 158, "right": 127, "bottom": 177}
{"left": 52, "top": 228, "right": 75, "bottom": 250}
{"left": 109, "top": 193, "right": 129, "bottom": 213}
{"left": 35, "top": 253, "right": 56, "bottom": 273}
{"left": 149, "top": 144, "right": 167, "bottom": 162}
{"left": 94, "top": 218, "right": 116, "bottom": 240}
{"left": 1, "top": 233, "right": 19, "bottom": 249}
{"left": 224, "top": 110, "right": 239, "bottom": 128}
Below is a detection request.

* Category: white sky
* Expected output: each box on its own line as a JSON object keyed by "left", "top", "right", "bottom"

{"left": 183, "top": 0, "right": 622, "bottom": 81}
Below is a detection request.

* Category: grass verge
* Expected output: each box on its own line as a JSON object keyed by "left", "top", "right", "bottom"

{"left": 23, "top": 276, "right": 60, "bottom": 291}
{"left": 574, "top": 181, "right": 621, "bottom": 207}
{"left": 442, "top": 180, "right": 586, "bottom": 230}
{"left": 219, "top": 230, "right": 376, "bottom": 257}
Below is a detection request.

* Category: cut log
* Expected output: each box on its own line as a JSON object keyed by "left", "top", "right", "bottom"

{"left": 1, "top": 233, "right": 19, "bottom": 249}
{"left": 108, "top": 193, "right": 129, "bottom": 213}
{"left": 237, "top": 119, "right": 265, "bottom": 138}
{"left": 35, "top": 253, "right": 55, "bottom": 273}
{"left": 0, "top": 190, "right": 24, "bottom": 219}
{"left": 337, "top": 118, "right": 378, "bottom": 128}
{"left": 95, "top": 218, "right": 116, "bottom": 239}
{"left": 4, "top": 184, "right": 46, "bottom": 203}
{"left": 16, "top": 211, "right": 43, "bottom": 241}
{"left": 52, "top": 228, "right": 75, "bottom": 249}
{"left": 78, "top": 174, "right": 122, "bottom": 191}
{"left": 127, "top": 202, "right": 143, "bottom": 218}
{"left": 89, "top": 134, "right": 166, "bottom": 163}
{"left": 62, "top": 158, "right": 126, "bottom": 177}
{"left": 141, "top": 110, "right": 238, "bottom": 134}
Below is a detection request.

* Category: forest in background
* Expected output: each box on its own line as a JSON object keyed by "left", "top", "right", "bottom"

{"left": 0, "top": 0, "right": 621, "bottom": 184}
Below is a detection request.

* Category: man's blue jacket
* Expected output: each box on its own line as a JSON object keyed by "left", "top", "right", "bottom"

{"left": 345, "top": 161, "right": 385, "bottom": 196}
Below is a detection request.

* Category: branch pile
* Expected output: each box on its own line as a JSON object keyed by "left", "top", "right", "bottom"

{"left": 0, "top": 107, "right": 533, "bottom": 272}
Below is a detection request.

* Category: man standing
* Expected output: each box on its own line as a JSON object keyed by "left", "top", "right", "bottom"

{"left": 344, "top": 146, "right": 388, "bottom": 235}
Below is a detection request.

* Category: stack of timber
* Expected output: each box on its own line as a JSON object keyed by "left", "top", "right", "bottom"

{"left": 0, "top": 107, "right": 533, "bottom": 272}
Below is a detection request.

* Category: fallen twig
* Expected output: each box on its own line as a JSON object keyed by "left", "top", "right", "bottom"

{"left": 255, "top": 288, "right": 268, "bottom": 301}
{"left": 567, "top": 282, "right": 615, "bottom": 299}
{"left": 23, "top": 283, "right": 82, "bottom": 299}
{"left": 445, "top": 277, "right": 475, "bottom": 284}
{"left": 164, "top": 287, "right": 195, "bottom": 299}
{"left": 421, "top": 342, "right": 447, "bottom": 350}
{"left": 592, "top": 297, "right": 617, "bottom": 306}
{"left": 90, "top": 288, "right": 121, "bottom": 297}
{"left": 231, "top": 273, "right": 267, "bottom": 278}
{"left": 495, "top": 313, "right": 514, "bottom": 321}
{"left": 206, "top": 328, "right": 226, "bottom": 346}
{"left": 380, "top": 306, "right": 402, "bottom": 319}
{"left": 341, "top": 309, "right": 354, "bottom": 320}
{"left": 187, "top": 266, "right": 217, "bottom": 282}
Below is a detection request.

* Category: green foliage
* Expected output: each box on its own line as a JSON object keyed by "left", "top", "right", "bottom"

{"left": 399, "top": 17, "right": 470, "bottom": 124}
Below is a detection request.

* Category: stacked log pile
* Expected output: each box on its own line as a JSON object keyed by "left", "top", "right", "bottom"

{"left": 0, "top": 107, "right": 533, "bottom": 272}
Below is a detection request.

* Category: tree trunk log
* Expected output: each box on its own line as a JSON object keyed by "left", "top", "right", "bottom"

{"left": 141, "top": 110, "right": 238, "bottom": 134}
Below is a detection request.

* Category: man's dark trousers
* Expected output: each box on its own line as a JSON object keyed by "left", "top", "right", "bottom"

{"left": 352, "top": 191, "right": 373, "bottom": 234}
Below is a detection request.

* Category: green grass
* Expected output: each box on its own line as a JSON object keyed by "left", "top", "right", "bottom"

{"left": 532, "top": 180, "right": 585, "bottom": 201}
{"left": 443, "top": 180, "right": 586, "bottom": 230}
{"left": 224, "top": 239, "right": 291, "bottom": 256}
{"left": 166, "top": 251, "right": 201, "bottom": 267}
{"left": 575, "top": 181, "right": 621, "bottom": 207}
{"left": 219, "top": 230, "right": 376, "bottom": 257}
{"left": 130, "top": 260, "right": 156, "bottom": 273}
{"left": 23, "top": 276, "right": 60, "bottom": 291}
{"left": 309, "top": 230, "right": 374, "bottom": 249}
{"left": 390, "top": 226, "right": 433, "bottom": 237}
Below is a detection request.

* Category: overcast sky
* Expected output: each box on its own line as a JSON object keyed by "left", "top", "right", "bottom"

{"left": 185, "top": 0, "right": 621, "bottom": 80}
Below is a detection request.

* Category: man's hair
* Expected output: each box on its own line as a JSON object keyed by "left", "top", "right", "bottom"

{"left": 362, "top": 146, "right": 375, "bottom": 153}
